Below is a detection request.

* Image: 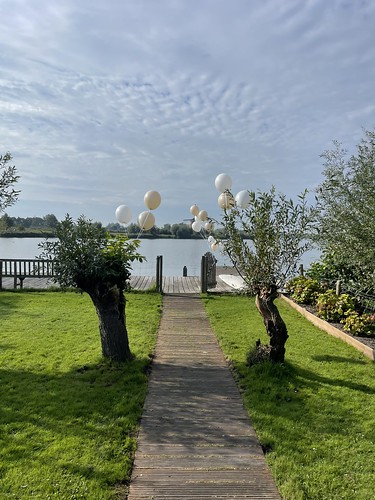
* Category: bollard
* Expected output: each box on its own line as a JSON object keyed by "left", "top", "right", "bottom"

{"left": 183, "top": 266, "right": 187, "bottom": 277}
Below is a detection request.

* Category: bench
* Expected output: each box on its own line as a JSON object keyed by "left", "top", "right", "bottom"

{"left": 0, "top": 259, "right": 56, "bottom": 289}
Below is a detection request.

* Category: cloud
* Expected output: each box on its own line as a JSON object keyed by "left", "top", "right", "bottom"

{"left": 0, "top": 0, "right": 374, "bottom": 225}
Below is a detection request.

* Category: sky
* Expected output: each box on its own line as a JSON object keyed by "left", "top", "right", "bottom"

{"left": 1, "top": 0, "right": 374, "bottom": 227}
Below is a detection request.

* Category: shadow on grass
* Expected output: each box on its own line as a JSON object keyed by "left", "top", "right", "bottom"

{"left": 0, "top": 357, "right": 151, "bottom": 485}
{"left": 229, "top": 358, "right": 375, "bottom": 452}
{"left": 0, "top": 292, "right": 23, "bottom": 318}
{"left": 312, "top": 354, "right": 368, "bottom": 364}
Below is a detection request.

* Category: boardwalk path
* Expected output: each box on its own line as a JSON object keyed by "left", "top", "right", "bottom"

{"left": 127, "top": 294, "right": 280, "bottom": 499}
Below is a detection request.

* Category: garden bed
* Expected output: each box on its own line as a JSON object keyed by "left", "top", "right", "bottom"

{"left": 281, "top": 294, "right": 375, "bottom": 361}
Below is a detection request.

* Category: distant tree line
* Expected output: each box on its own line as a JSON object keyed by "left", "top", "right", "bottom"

{"left": 0, "top": 213, "right": 59, "bottom": 232}
{"left": 0, "top": 215, "right": 229, "bottom": 239}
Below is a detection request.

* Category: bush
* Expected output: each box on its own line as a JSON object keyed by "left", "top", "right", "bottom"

{"left": 341, "top": 311, "right": 375, "bottom": 337}
{"left": 285, "top": 276, "right": 324, "bottom": 305}
{"left": 316, "top": 290, "right": 357, "bottom": 322}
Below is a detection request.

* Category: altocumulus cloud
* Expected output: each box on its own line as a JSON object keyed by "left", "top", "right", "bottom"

{"left": 0, "top": 0, "right": 374, "bottom": 224}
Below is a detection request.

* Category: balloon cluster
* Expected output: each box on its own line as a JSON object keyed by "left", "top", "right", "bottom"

{"left": 115, "top": 190, "right": 162, "bottom": 232}
{"left": 189, "top": 204, "right": 212, "bottom": 233}
{"left": 187, "top": 172, "right": 252, "bottom": 252}
{"left": 215, "top": 173, "right": 251, "bottom": 209}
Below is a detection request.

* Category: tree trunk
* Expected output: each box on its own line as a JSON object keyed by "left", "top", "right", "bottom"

{"left": 88, "top": 281, "right": 132, "bottom": 362}
{"left": 255, "top": 284, "right": 289, "bottom": 363}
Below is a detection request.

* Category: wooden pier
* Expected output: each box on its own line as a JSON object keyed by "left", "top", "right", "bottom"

{"left": 0, "top": 274, "right": 235, "bottom": 294}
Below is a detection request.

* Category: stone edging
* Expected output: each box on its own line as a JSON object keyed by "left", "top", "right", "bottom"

{"left": 280, "top": 294, "right": 375, "bottom": 362}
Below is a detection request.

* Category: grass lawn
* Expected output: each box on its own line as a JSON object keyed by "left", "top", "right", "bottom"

{"left": 204, "top": 294, "right": 375, "bottom": 500}
{"left": 0, "top": 291, "right": 162, "bottom": 499}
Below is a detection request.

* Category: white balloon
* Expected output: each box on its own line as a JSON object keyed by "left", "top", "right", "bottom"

{"left": 235, "top": 190, "right": 251, "bottom": 209}
{"left": 218, "top": 192, "right": 235, "bottom": 209}
{"left": 208, "top": 235, "right": 215, "bottom": 244}
{"left": 194, "top": 215, "right": 201, "bottom": 222}
{"left": 205, "top": 221, "right": 213, "bottom": 232}
{"left": 215, "top": 173, "right": 232, "bottom": 193}
{"left": 138, "top": 211, "right": 155, "bottom": 231}
{"left": 115, "top": 205, "right": 132, "bottom": 224}
{"left": 190, "top": 204, "right": 200, "bottom": 216}
{"left": 144, "top": 190, "right": 161, "bottom": 210}
{"left": 198, "top": 210, "right": 208, "bottom": 221}
{"left": 211, "top": 242, "right": 219, "bottom": 251}
{"left": 192, "top": 220, "right": 202, "bottom": 232}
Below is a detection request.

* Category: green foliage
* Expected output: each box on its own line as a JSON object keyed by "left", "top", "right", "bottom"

{"left": 285, "top": 276, "right": 325, "bottom": 305}
{"left": 0, "top": 152, "right": 20, "bottom": 213}
{"left": 204, "top": 294, "right": 375, "bottom": 499}
{"left": 219, "top": 187, "right": 317, "bottom": 290}
{"left": 39, "top": 215, "right": 144, "bottom": 291}
{"left": 0, "top": 291, "right": 161, "bottom": 498}
{"left": 316, "top": 290, "right": 357, "bottom": 322}
{"left": 341, "top": 311, "right": 375, "bottom": 337}
{"left": 316, "top": 129, "right": 375, "bottom": 295}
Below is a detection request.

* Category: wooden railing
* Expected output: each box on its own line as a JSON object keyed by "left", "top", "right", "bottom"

{"left": 0, "top": 259, "right": 56, "bottom": 289}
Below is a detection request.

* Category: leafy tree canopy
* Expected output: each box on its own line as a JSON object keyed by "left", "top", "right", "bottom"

{"left": 316, "top": 129, "right": 375, "bottom": 294}
{"left": 40, "top": 214, "right": 143, "bottom": 291}
{"left": 221, "top": 187, "right": 317, "bottom": 291}
{"left": 0, "top": 153, "right": 20, "bottom": 213}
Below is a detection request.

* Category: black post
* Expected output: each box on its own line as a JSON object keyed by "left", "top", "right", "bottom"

{"left": 156, "top": 255, "right": 163, "bottom": 293}
{"left": 183, "top": 266, "right": 187, "bottom": 277}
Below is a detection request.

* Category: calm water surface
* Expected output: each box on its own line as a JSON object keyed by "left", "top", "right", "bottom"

{"left": 0, "top": 237, "right": 231, "bottom": 276}
{"left": 0, "top": 237, "right": 320, "bottom": 276}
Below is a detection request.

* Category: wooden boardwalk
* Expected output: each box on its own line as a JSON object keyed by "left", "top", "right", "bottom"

{"left": 0, "top": 275, "right": 234, "bottom": 294}
{"left": 127, "top": 294, "right": 280, "bottom": 499}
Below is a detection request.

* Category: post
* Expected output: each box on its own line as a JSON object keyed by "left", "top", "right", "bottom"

{"left": 183, "top": 266, "right": 187, "bottom": 277}
{"left": 299, "top": 264, "right": 304, "bottom": 276}
{"left": 336, "top": 280, "right": 342, "bottom": 296}
{"left": 0, "top": 260, "right": 2, "bottom": 290}
{"left": 201, "top": 255, "right": 208, "bottom": 293}
{"left": 156, "top": 255, "right": 163, "bottom": 293}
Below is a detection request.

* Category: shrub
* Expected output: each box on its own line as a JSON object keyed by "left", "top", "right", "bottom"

{"left": 285, "top": 276, "right": 324, "bottom": 305}
{"left": 341, "top": 311, "right": 375, "bottom": 337}
{"left": 316, "top": 290, "right": 357, "bottom": 322}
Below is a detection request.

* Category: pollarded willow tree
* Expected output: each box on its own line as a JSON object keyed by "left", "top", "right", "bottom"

{"left": 0, "top": 152, "right": 20, "bottom": 213}
{"left": 216, "top": 181, "right": 317, "bottom": 364}
{"left": 39, "top": 215, "right": 144, "bottom": 362}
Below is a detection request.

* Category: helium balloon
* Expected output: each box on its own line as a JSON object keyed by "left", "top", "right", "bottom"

{"left": 192, "top": 220, "right": 202, "bottom": 232}
{"left": 205, "top": 221, "right": 213, "bottom": 232}
{"left": 138, "top": 211, "right": 155, "bottom": 231}
{"left": 215, "top": 173, "right": 232, "bottom": 193}
{"left": 115, "top": 205, "right": 132, "bottom": 224}
{"left": 218, "top": 192, "right": 235, "bottom": 209}
{"left": 235, "top": 190, "right": 251, "bottom": 209}
{"left": 190, "top": 204, "right": 199, "bottom": 216}
{"left": 144, "top": 190, "right": 161, "bottom": 210}
{"left": 211, "top": 242, "right": 219, "bottom": 251}
{"left": 198, "top": 210, "right": 208, "bottom": 221}
{"left": 207, "top": 235, "right": 215, "bottom": 244}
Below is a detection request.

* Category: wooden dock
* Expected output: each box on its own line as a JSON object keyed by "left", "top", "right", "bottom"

{"left": 0, "top": 275, "right": 235, "bottom": 294}
{"left": 127, "top": 294, "right": 280, "bottom": 499}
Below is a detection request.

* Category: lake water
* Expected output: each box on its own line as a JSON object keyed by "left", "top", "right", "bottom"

{"left": 0, "top": 237, "right": 320, "bottom": 277}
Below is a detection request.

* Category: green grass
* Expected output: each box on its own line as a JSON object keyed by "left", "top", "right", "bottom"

{"left": 0, "top": 291, "right": 162, "bottom": 499}
{"left": 204, "top": 294, "right": 375, "bottom": 500}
